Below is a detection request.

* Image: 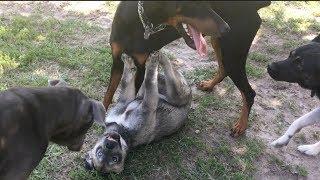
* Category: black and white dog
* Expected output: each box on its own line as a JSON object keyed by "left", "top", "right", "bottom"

{"left": 268, "top": 35, "right": 320, "bottom": 156}
{"left": 85, "top": 51, "right": 192, "bottom": 173}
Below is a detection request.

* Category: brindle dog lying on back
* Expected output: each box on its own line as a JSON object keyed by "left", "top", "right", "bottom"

{"left": 85, "top": 51, "right": 192, "bottom": 173}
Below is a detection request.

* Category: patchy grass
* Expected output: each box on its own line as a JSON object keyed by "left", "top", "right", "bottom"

{"left": 259, "top": 1, "right": 320, "bottom": 35}
{"left": 248, "top": 52, "right": 271, "bottom": 64}
{"left": 246, "top": 63, "right": 265, "bottom": 78}
{"left": 268, "top": 154, "right": 308, "bottom": 177}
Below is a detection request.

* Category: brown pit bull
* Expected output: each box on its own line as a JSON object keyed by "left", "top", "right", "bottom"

{"left": 0, "top": 79, "right": 106, "bottom": 180}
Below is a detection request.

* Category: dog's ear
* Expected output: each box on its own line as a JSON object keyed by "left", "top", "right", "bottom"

{"left": 311, "top": 35, "right": 320, "bottom": 43}
{"left": 89, "top": 99, "right": 107, "bottom": 126}
{"left": 48, "top": 79, "right": 68, "bottom": 87}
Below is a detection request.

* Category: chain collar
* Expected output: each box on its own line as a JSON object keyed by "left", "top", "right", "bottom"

{"left": 138, "top": 1, "right": 167, "bottom": 40}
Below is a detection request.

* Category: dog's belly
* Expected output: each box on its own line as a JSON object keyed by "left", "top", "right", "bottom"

{"left": 153, "top": 99, "right": 190, "bottom": 141}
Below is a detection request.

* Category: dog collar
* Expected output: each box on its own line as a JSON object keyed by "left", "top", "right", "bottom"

{"left": 138, "top": 1, "right": 167, "bottom": 40}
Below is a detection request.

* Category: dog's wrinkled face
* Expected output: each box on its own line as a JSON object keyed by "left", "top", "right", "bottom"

{"left": 48, "top": 79, "right": 107, "bottom": 151}
{"left": 267, "top": 36, "right": 320, "bottom": 90}
{"left": 84, "top": 132, "right": 128, "bottom": 174}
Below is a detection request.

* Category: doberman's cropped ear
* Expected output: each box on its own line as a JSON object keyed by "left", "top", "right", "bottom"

{"left": 312, "top": 35, "right": 320, "bottom": 43}
{"left": 89, "top": 99, "right": 107, "bottom": 126}
{"left": 48, "top": 79, "right": 68, "bottom": 87}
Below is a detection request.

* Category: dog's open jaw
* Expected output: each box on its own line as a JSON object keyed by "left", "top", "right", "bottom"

{"left": 138, "top": 1, "right": 208, "bottom": 57}
{"left": 185, "top": 23, "right": 208, "bottom": 57}
{"left": 177, "top": 23, "right": 208, "bottom": 57}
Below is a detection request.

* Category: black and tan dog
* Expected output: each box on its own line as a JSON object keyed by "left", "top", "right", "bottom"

{"left": 85, "top": 52, "right": 192, "bottom": 173}
{"left": 268, "top": 35, "right": 320, "bottom": 156}
{"left": 0, "top": 80, "right": 106, "bottom": 180}
{"left": 103, "top": 1, "right": 271, "bottom": 137}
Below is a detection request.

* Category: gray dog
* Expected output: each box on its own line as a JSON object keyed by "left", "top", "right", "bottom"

{"left": 85, "top": 51, "right": 192, "bottom": 173}
{"left": 0, "top": 79, "right": 106, "bottom": 180}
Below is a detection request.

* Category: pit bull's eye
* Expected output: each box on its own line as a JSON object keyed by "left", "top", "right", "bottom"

{"left": 295, "top": 56, "right": 301, "bottom": 62}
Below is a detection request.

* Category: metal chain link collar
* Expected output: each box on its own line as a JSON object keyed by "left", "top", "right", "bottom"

{"left": 138, "top": 1, "right": 168, "bottom": 40}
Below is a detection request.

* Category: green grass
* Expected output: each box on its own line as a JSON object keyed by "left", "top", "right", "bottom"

{"left": 30, "top": 144, "right": 66, "bottom": 180}
{"left": 259, "top": 1, "right": 320, "bottom": 35}
{"left": 248, "top": 52, "right": 271, "bottom": 64}
{"left": 268, "top": 154, "right": 308, "bottom": 177}
{"left": 246, "top": 63, "right": 265, "bottom": 78}
{"left": 0, "top": 14, "right": 112, "bottom": 98}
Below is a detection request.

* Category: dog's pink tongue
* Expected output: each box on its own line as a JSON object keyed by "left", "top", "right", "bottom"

{"left": 187, "top": 25, "right": 207, "bottom": 57}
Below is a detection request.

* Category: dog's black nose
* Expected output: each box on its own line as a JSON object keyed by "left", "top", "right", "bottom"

{"left": 267, "top": 63, "right": 279, "bottom": 80}
{"left": 104, "top": 139, "right": 117, "bottom": 149}
{"left": 84, "top": 156, "right": 94, "bottom": 170}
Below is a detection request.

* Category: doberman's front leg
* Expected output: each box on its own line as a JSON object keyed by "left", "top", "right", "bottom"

{"left": 103, "top": 42, "right": 124, "bottom": 110}
{"left": 197, "top": 37, "right": 226, "bottom": 91}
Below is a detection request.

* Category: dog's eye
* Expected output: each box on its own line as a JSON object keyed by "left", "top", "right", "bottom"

{"left": 295, "top": 56, "right": 301, "bottom": 62}
{"left": 97, "top": 148, "right": 103, "bottom": 158}
{"left": 112, "top": 156, "right": 119, "bottom": 163}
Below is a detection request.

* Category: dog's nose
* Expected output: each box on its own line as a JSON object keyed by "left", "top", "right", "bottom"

{"left": 104, "top": 139, "right": 117, "bottom": 149}
{"left": 84, "top": 154, "right": 94, "bottom": 170}
{"left": 267, "top": 63, "right": 280, "bottom": 80}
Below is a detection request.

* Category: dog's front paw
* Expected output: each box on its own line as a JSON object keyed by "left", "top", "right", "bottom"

{"left": 298, "top": 144, "right": 320, "bottom": 156}
{"left": 270, "top": 135, "right": 290, "bottom": 148}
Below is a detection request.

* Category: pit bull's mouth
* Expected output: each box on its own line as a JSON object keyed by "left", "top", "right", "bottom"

{"left": 177, "top": 23, "right": 208, "bottom": 57}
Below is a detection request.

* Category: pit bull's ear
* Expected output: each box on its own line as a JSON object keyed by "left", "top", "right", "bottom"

{"left": 48, "top": 79, "right": 68, "bottom": 87}
{"left": 90, "top": 99, "right": 106, "bottom": 126}
{"left": 312, "top": 35, "right": 320, "bottom": 43}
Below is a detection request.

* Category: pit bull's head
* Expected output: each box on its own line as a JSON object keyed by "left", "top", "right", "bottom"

{"left": 267, "top": 35, "right": 320, "bottom": 97}
{"left": 84, "top": 127, "right": 128, "bottom": 174}
{"left": 140, "top": 1, "right": 230, "bottom": 56}
{"left": 48, "top": 79, "right": 107, "bottom": 151}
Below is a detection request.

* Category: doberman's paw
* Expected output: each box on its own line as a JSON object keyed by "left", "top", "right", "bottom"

{"left": 197, "top": 80, "right": 214, "bottom": 91}
{"left": 230, "top": 121, "right": 247, "bottom": 138}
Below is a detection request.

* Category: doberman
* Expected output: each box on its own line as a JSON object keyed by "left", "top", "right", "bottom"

{"left": 103, "top": 1, "right": 271, "bottom": 137}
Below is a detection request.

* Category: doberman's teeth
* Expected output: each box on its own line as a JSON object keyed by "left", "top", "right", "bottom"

{"left": 182, "top": 23, "right": 187, "bottom": 29}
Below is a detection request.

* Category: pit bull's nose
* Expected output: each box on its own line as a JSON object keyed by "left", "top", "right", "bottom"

{"left": 267, "top": 63, "right": 280, "bottom": 80}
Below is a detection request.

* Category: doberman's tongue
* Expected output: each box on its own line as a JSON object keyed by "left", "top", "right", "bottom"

{"left": 187, "top": 24, "right": 207, "bottom": 57}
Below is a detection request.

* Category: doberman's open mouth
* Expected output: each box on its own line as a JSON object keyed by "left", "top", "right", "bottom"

{"left": 177, "top": 23, "right": 208, "bottom": 57}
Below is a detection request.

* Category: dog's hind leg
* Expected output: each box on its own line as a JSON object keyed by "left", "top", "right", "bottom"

{"left": 117, "top": 54, "right": 137, "bottom": 103}
{"left": 197, "top": 37, "right": 226, "bottom": 91}
{"left": 103, "top": 42, "right": 124, "bottom": 110}
{"left": 271, "top": 107, "right": 320, "bottom": 148}
{"left": 220, "top": 12, "right": 261, "bottom": 137}
{"left": 157, "top": 52, "right": 190, "bottom": 106}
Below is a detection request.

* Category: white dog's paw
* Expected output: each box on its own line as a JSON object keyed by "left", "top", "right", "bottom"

{"left": 298, "top": 144, "right": 320, "bottom": 156}
{"left": 270, "top": 135, "right": 290, "bottom": 148}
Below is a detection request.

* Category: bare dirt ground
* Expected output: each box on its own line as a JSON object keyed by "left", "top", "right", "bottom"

{"left": 1, "top": 1, "right": 319, "bottom": 179}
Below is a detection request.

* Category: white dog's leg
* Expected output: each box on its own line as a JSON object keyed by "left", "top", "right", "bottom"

{"left": 271, "top": 107, "right": 320, "bottom": 148}
{"left": 298, "top": 141, "right": 320, "bottom": 156}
